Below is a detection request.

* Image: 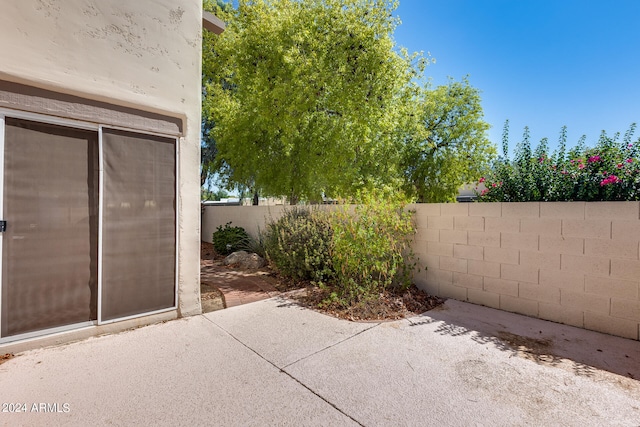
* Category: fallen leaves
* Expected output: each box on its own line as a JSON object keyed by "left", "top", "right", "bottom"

{"left": 293, "top": 285, "right": 444, "bottom": 322}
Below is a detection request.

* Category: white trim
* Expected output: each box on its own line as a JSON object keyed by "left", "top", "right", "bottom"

{"left": 0, "top": 321, "right": 95, "bottom": 345}
{"left": 98, "top": 307, "right": 176, "bottom": 326}
{"left": 0, "top": 108, "right": 98, "bottom": 131}
{"left": 97, "top": 125, "right": 105, "bottom": 325}
{"left": 0, "top": 114, "right": 5, "bottom": 338}
{"left": 175, "top": 136, "right": 180, "bottom": 310}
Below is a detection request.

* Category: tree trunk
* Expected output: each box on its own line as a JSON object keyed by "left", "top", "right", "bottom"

{"left": 252, "top": 191, "right": 259, "bottom": 206}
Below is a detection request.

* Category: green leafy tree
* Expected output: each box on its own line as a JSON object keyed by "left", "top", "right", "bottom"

{"left": 401, "top": 78, "right": 494, "bottom": 202}
{"left": 201, "top": 187, "right": 230, "bottom": 201}
{"left": 204, "top": 0, "right": 421, "bottom": 204}
{"left": 201, "top": 0, "right": 233, "bottom": 188}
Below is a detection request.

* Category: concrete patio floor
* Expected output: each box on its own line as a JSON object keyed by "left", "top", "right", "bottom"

{"left": 1, "top": 298, "right": 639, "bottom": 426}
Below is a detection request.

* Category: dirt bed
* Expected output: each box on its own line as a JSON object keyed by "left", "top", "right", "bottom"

{"left": 201, "top": 241, "right": 444, "bottom": 320}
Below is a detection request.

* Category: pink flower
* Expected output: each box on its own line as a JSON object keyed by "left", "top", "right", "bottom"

{"left": 478, "top": 177, "right": 485, "bottom": 183}
{"left": 539, "top": 157, "right": 545, "bottom": 163}
{"left": 561, "top": 170, "right": 568, "bottom": 175}
{"left": 628, "top": 144, "right": 633, "bottom": 149}
{"left": 578, "top": 164, "right": 585, "bottom": 170}
{"left": 602, "top": 171, "right": 608, "bottom": 176}
{"left": 491, "top": 183, "right": 497, "bottom": 188}
{"left": 627, "top": 158, "right": 634, "bottom": 163}
{"left": 480, "top": 189, "right": 489, "bottom": 196}
{"left": 600, "top": 175, "right": 621, "bottom": 186}
{"left": 617, "top": 163, "right": 623, "bottom": 169}
{"left": 569, "top": 159, "right": 574, "bottom": 164}
{"left": 588, "top": 155, "right": 601, "bottom": 163}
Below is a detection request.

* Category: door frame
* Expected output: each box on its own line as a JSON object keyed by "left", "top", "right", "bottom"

{"left": 96, "top": 124, "right": 180, "bottom": 325}
{"left": 0, "top": 108, "right": 179, "bottom": 343}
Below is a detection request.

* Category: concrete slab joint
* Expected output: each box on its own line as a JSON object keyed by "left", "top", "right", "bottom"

{"left": 2, "top": 298, "right": 640, "bottom": 425}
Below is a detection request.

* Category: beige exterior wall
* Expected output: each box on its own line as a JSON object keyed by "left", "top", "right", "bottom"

{"left": 412, "top": 201, "right": 640, "bottom": 341}
{"left": 203, "top": 202, "right": 640, "bottom": 340}
{"left": 202, "top": 205, "right": 287, "bottom": 241}
{"left": 0, "top": 1, "right": 203, "bottom": 325}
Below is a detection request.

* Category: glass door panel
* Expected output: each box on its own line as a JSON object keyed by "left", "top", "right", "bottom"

{"left": 1, "top": 118, "right": 98, "bottom": 337}
{"left": 100, "top": 128, "right": 175, "bottom": 321}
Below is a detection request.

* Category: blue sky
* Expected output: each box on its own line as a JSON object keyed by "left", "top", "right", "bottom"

{"left": 393, "top": 0, "right": 640, "bottom": 155}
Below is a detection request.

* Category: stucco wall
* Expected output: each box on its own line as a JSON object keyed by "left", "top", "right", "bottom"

{"left": 0, "top": 1, "right": 203, "bottom": 317}
{"left": 202, "top": 206, "right": 287, "bottom": 242}
{"left": 203, "top": 202, "right": 640, "bottom": 340}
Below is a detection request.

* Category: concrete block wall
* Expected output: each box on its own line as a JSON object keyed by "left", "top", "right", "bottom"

{"left": 411, "top": 202, "right": 640, "bottom": 340}
{"left": 203, "top": 202, "right": 640, "bottom": 341}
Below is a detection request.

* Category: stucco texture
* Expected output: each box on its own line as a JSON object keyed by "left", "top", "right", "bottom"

{"left": 0, "top": 0, "right": 203, "bottom": 317}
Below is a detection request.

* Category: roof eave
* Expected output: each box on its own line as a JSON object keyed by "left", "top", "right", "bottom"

{"left": 203, "top": 11, "right": 225, "bottom": 34}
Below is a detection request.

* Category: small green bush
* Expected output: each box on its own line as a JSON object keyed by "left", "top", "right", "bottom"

{"left": 262, "top": 208, "right": 333, "bottom": 283}
{"left": 329, "top": 190, "right": 418, "bottom": 306}
{"left": 212, "top": 222, "right": 249, "bottom": 255}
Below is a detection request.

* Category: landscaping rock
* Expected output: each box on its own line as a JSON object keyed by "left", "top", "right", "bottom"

{"left": 223, "top": 251, "right": 266, "bottom": 269}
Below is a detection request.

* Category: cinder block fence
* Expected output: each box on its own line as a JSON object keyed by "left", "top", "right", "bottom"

{"left": 412, "top": 201, "right": 640, "bottom": 340}
{"left": 202, "top": 202, "right": 640, "bottom": 340}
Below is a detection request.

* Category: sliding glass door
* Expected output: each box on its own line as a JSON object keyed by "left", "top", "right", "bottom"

{"left": 0, "top": 116, "right": 177, "bottom": 340}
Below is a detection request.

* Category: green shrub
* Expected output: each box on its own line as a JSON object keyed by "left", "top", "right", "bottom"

{"left": 329, "top": 190, "right": 418, "bottom": 306}
{"left": 478, "top": 122, "right": 640, "bottom": 202}
{"left": 212, "top": 222, "right": 249, "bottom": 255}
{"left": 262, "top": 208, "right": 333, "bottom": 283}
{"left": 261, "top": 192, "right": 420, "bottom": 307}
